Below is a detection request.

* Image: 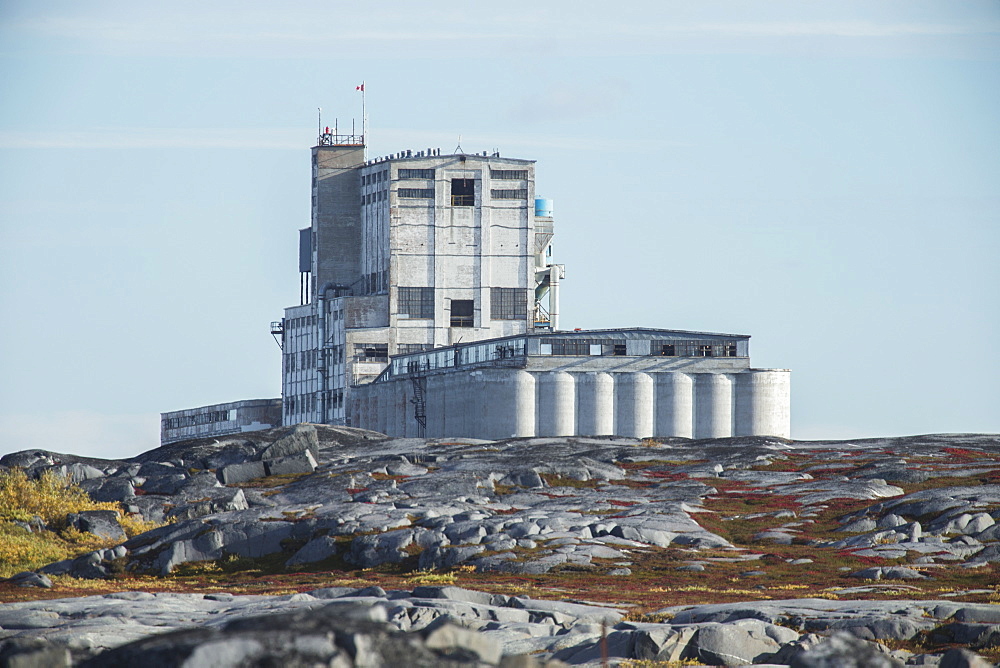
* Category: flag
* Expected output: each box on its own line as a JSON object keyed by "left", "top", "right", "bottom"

{"left": 356, "top": 83, "right": 364, "bottom": 92}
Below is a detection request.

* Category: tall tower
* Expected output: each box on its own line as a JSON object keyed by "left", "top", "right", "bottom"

{"left": 277, "top": 131, "right": 563, "bottom": 427}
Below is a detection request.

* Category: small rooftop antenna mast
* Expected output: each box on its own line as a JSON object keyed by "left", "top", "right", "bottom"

{"left": 356, "top": 81, "right": 367, "bottom": 158}
{"left": 317, "top": 107, "right": 321, "bottom": 138}
{"left": 454, "top": 134, "right": 463, "bottom": 154}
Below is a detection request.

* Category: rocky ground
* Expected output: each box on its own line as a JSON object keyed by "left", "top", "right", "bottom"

{"left": 2, "top": 427, "right": 1000, "bottom": 666}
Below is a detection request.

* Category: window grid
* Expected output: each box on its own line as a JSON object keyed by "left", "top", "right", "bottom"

{"left": 398, "top": 168, "right": 435, "bottom": 179}
{"left": 490, "top": 287, "right": 527, "bottom": 320}
{"left": 398, "top": 287, "right": 434, "bottom": 319}
{"left": 490, "top": 169, "right": 528, "bottom": 180}
{"left": 490, "top": 189, "right": 527, "bottom": 200}
{"left": 398, "top": 188, "right": 434, "bottom": 199}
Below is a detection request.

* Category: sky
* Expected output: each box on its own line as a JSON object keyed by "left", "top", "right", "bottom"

{"left": 0, "top": 1, "right": 998, "bottom": 460}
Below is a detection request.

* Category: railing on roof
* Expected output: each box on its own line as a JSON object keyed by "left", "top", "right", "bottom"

{"left": 317, "top": 132, "right": 364, "bottom": 146}
{"left": 373, "top": 338, "right": 528, "bottom": 384}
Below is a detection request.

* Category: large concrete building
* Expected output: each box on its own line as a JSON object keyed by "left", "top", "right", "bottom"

{"left": 277, "top": 129, "right": 563, "bottom": 428}
{"left": 272, "top": 129, "right": 791, "bottom": 439}
{"left": 158, "top": 127, "right": 790, "bottom": 445}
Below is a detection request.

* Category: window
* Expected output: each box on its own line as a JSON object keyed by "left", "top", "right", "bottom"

{"left": 355, "top": 343, "right": 388, "bottom": 362}
{"left": 490, "top": 189, "right": 527, "bottom": 200}
{"left": 451, "top": 179, "right": 475, "bottom": 206}
{"left": 724, "top": 343, "right": 737, "bottom": 357}
{"left": 398, "top": 287, "right": 434, "bottom": 319}
{"left": 490, "top": 169, "right": 528, "bottom": 180}
{"left": 490, "top": 288, "right": 527, "bottom": 320}
{"left": 613, "top": 344, "right": 627, "bottom": 356}
{"left": 399, "top": 188, "right": 434, "bottom": 199}
{"left": 659, "top": 344, "right": 676, "bottom": 356}
{"left": 450, "top": 300, "right": 474, "bottom": 327}
{"left": 399, "top": 168, "right": 435, "bottom": 179}
{"left": 398, "top": 343, "right": 434, "bottom": 355}
{"left": 698, "top": 345, "right": 714, "bottom": 357}
{"left": 546, "top": 339, "right": 591, "bottom": 355}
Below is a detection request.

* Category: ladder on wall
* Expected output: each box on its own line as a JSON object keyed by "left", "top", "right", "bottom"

{"left": 410, "top": 376, "right": 427, "bottom": 437}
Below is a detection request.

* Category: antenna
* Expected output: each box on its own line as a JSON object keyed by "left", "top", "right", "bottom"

{"left": 317, "top": 107, "right": 321, "bottom": 138}
{"left": 454, "top": 134, "right": 463, "bottom": 154}
{"left": 356, "top": 81, "right": 367, "bottom": 159}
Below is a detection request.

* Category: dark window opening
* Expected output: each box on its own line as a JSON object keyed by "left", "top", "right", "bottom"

{"left": 450, "top": 299, "right": 474, "bottom": 327}
{"left": 660, "top": 344, "right": 676, "bottom": 356}
{"left": 724, "top": 343, "right": 737, "bottom": 357}
{"left": 698, "top": 345, "right": 714, "bottom": 357}
{"left": 451, "top": 179, "right": 475, "bottom": 206}
{"left": 613, "top": 344, "right": 627, "bottom": 356}
{"left": 355, "top": 344, "right": 388, "bottom": 362}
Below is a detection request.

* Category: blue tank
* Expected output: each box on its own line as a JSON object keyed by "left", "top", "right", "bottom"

{"left": 534, "top": 198, "right": 553, "bottom": 217}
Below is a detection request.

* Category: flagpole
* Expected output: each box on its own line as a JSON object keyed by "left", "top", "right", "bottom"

{"left": 362, "top": 81, "right": 367, "bottom": 159}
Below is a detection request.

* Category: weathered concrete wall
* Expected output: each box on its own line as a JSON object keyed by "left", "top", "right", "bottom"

{"left": 350, "top": 368, "right": 791, "bottom": 440}
{"left": 312, "top": 146, "right": 365, "bottom": 291}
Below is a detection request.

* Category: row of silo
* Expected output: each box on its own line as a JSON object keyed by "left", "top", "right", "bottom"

{"left": 352, "top": 367, "right": 790, "bottom": 440}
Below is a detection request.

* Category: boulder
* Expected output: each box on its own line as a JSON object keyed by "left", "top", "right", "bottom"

{"left": 940, "top": 648, "right": 995, "bottom": 668}
{"left": 166, "top": 488, "right": 249, "bottom": 520}
{"left": 219, "top": 461, "right": 267, "bottom": 485}
{"left": 66, "top": 510, "right": 126, "bottom": 541}
{"left": 4, "top": 571, "right": 53, "bottom": 588}
{"left": 285, "top": 536, "right": 339, "bottom": 568}
{"left": 691, "top": 619, "right": 799, "bottom": 666}
{"left": 260, "top": 424, "right": 319, "bottom": 462}
{"left": 264, "top": 450, "right": 317, "bottom": 476}
{"left": 77, "top": 602, "right": 505, "bottom": 668}
{"left": 789, "top": 631, "right": 903, "bottom": 667}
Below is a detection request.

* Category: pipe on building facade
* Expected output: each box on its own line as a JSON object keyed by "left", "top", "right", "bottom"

{"left": 548, "top": 265, "right": 563, "bottom": 331}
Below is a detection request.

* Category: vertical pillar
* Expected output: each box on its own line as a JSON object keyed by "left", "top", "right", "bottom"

{"left": 575, "top": 372, "right": 614, "bottom": 436}
{"left": 614, "top": 372, "right": 654, "bottom": 438}
{"left": 735, "top": 370, "right": 791, "bottom": 438}
{"left": 514, "top": 371, "right": 536, "bottom": 438}
{"left": 694, "top": 374, "right": 733, "bottom": 439}
{"left": 537, "top": 371, "right": 575, "bottom": 436}
{"left": 654, "top": 373, "right": 693, "bottom": 437}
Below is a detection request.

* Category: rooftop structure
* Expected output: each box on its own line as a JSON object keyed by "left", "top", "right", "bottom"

{"left": 160, "top": 398, "right": 282, "bottom": 445}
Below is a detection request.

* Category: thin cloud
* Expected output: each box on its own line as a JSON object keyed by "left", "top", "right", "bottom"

{"left": 655, "top": 20, "right": 1000, "bottom": 38}
{"left": 6, "top": 5, "right": 997, "bottom": 59}
{"left": 0, "top": 128, "right": 309, "bottom": 150}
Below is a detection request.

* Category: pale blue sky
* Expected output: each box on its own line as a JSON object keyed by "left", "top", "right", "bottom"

{"left": 1, "top": 1, "right": 998, "bottom": 459}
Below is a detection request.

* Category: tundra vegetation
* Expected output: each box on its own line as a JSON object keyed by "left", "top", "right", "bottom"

{"left": 2, "top": 427, "right": 999, "bottom": 666}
